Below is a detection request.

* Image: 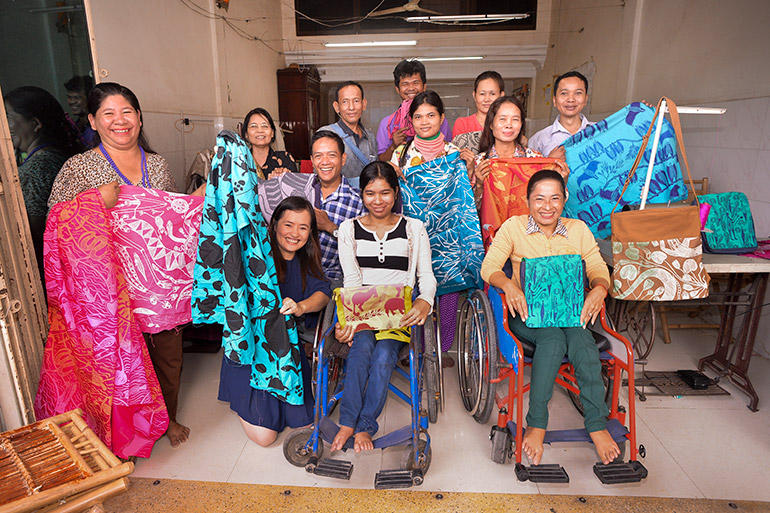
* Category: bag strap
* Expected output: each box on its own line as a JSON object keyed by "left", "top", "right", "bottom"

{"left": 328, "top": 123, "right": 370, "bottom": 166}
{"left": 610, "top": 97, "right": 700, "bottom": 213}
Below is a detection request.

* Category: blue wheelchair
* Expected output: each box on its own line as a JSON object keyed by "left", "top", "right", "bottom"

{"left": 282, "top": 298, "right": 441, "bottom": 489}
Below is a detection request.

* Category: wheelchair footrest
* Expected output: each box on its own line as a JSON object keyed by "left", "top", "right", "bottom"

{"left": 374, "top": 469, "right": 423, "bottom": 489}
{"left": 593, "top": 460, "right": 648, "bottom": 484}
{"left": 515, "top": 463, "right": 569, "bottom": 483}
{"left": 311, "top": 458, "right": 354, "bottom": 480}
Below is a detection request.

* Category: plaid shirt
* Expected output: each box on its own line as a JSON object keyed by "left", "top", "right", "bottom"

{"left": 526, "top": 215, "right": 569, "bottom": 238}
{"left": 315, "top": 176, "right": 364, "bottom": 280}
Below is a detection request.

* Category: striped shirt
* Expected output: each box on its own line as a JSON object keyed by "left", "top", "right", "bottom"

{"left": 354, "top": 217, "right": 410, "bottom": 286}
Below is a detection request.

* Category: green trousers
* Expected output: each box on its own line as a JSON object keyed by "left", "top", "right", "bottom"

{"left": 508, "top": 315, "right": 609, "bottom": 433}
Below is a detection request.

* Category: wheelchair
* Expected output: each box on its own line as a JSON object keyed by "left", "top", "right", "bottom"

{"left": 283, "top": 298, "right": 442, "bottom": 489}
{"left": 456, "top": 271, "right": 648, "bottom": 484}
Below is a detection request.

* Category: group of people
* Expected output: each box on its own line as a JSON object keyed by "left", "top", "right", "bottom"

{"left": 11, "top": 58, "right": 621, "bottom": 466}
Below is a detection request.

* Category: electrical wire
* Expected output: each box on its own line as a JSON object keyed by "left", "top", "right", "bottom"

{"left": 284, "top": 0, "right": 387, "bottom": 28}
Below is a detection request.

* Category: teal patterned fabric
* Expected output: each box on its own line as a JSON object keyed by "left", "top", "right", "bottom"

{"left": 700, "top": 192, "right": 758, "bottom": 253}
{"left": 520, "top": 254, "right": 585, "bottom": 328}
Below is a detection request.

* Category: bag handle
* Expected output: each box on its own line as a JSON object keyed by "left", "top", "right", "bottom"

{"left": 610, "top": 97, "right": 700, "bottom": 214}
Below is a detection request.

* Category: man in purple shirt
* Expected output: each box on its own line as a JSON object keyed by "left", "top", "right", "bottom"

{"left": 377, "top": 59, "right": 452, "bottom": 162}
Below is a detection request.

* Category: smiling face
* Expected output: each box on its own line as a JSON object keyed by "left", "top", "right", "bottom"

{"left": 473, "top": 78, "right": 503, "bottom": 116}
{"left": 274, "top": 208, "right": 312, "bottom": 260}
{"left": 89, "top": 94, "right": 142, "bottom": 151}
{"left": 553, "top": 76, "right": 587, "bottom": 119}
{"left": 5, "top": 102, "right": 39, "bottom": 153}
{"left": 245, "top": 113, "right": 274, "bottom": 149}
{"left": 491, "top": 101, "right": 522, "bottom": 144}
{"left": 527, "top": 179, "right": 565, "bottom": 231}
{"left": 396, "top": 73, "right": 426, "bottom": 101}
{"left": 362, "top": 177, "right": 396, "bottom": 220}
{"left": 66, "top": 90, "right": 88, "bottom": 117}
{"left": 334, "top": 85, "right": 367, "bottom": 127}
{"left": 411, "top": 103, "right": 443, "bottom": 139}
{"left": 311, "top": 136, "right": 346, "bottom": 188}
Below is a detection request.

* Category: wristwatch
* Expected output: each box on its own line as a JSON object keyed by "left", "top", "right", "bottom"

{"left": 332, "top": 228, "right": 339, "bottom": 238}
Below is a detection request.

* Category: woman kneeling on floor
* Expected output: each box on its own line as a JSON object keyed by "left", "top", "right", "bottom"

{"left": 330, "top": 161, "right": 437, "bottom": 453}
{"left": 480, "top": 169, "right": 621, "bottom": 465}
{"left": 218, "top": 197, "right": 331, "bottom": 446}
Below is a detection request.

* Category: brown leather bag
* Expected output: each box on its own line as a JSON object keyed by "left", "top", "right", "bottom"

{"left": 610, "top": 97, "right": 710, "bottom": 301}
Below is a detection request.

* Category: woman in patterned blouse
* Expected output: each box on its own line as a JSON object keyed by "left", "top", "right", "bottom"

{"left": 240, "top": 107, "right": 297, "bottom": 179}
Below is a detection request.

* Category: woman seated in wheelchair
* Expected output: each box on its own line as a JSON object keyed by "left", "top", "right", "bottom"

{"left": 480, "top": 169, "right": 621, "bottom": 465}
{"left": 330, "top": 161, "right": 436, "bottom": 453}
{"left": 218, "top": 196, "right": 331, "bottom": 447}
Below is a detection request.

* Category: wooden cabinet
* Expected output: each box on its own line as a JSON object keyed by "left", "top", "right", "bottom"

{"left": 277, "top": 65, "right": 321, "bottom": 161}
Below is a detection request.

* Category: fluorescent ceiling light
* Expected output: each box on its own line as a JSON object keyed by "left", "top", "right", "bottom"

{"left": 417, "top": 56, "right": 483, "bottom": 61}
{"left": 406, "top": 14, "right": 529, "bottom": 22}
{"left": 324, "top": 40, "right": 417, "bottom": 47}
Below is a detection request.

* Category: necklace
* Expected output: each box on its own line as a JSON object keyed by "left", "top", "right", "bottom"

{"left": 99, "top": 143, "right": 149, "bottom": 187}
{"left": 22, "top": 143, "right": 50, "bottom": 164}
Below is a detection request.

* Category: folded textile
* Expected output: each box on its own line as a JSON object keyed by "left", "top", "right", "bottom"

{"left": 480, "top": 157, "right": 559, "bottom": 249}
{"left": 334, "top": 285, "right": 412, "bottom": 333}
{"left": 110, "top": 185, "right": 204, "bottom": 333}
{"left": 192, "top": 130, "right": 303, "bottom": 405}
{"left": 387, "top": 99, "right": 415, "bottom": 139}
{"left": 562, "top": 102, "right": 687, "bottom": 238}
{"left": 35, "top": 189, "right": 169, "bottom": 458}
{"left": 257, "top": 172, "right": 316, "bottom": 223}
{"left": 520, "top": 255, "right": 586, "bottom": 328}
{"left": 400, "top": 151, "right": 484, "bottom": 294}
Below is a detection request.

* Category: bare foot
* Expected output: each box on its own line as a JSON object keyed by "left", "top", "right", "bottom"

{"left": 589, "top": 429, "right": 621, "bottom": 464}
{"left": 522, "top": 427, "right": 546, "bottom": 465}
{"left": 166, "top": 421, "right": 190, "bottom": 447}
{"left": 331, "top": 425, "right": 354, "bottom": 452}
{"left": 353, "top": 432, "right": 374, "bottom": 453}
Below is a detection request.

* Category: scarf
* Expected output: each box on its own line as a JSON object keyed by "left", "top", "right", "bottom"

{"left": 387, "top": 99, "right": 415, "bottom": 139}
{"left": 413, "top": 132, "right": 445, "bottom": 163}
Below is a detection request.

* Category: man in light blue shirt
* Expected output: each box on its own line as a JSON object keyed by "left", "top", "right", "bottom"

{"left": 528, "top": 71, "right": 594, "bottom": 160}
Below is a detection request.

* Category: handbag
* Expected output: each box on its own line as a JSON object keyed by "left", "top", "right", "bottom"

{"left": 699, "top": 192, "right": 758, "bottom": 254}
{"left": 610, "top": 97, "right": 710, "bottom": 301}
{"left": 520, "top": 254, "right": 586, "bottom": 328}
{"left": 334, "top": 285, "right": 413, "bottom": 334}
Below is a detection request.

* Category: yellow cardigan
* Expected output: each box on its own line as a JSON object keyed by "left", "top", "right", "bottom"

{"left": 480, "top": 215, "right": 610, "bottom": 290}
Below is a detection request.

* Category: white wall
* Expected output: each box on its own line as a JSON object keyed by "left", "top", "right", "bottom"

{"left": 88, "top": 0, "right": 285, "bottom": 189}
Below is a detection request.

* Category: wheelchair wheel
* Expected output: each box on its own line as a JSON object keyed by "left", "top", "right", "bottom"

{"left": 567, "top": 364, "right": 613, "bottom": 417}
{"left": 283, "top": 427, "right": 323, "bottom": 467}
{"left": 310, "top": 302, "right": 336, "bottom": 396}
{"left": 490, "top": 426, "right": 513, "bottom": 464}
{"left": 457, "top": 289, "right": 498, "bottom": 424}
{"left": 423, "top": 315, "right": 440, "bottom": 424}
{"left": 400, "top": 438, "right": 432, "bottom": 477}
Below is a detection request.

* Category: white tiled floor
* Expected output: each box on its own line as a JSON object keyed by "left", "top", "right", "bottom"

{"left": 133, "top": 313, "right": 770, "bottom": 500}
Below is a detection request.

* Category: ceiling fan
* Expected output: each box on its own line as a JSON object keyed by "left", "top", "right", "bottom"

{"left": 368, "top": 0, "right": 443, "bottom": 17}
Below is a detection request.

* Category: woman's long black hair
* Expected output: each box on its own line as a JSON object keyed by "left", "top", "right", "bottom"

{"left": 268, "top": 196, "right": 325, "bottom": 291}
{"left": 477, "top": 96, "right": 527, "bottom": 158}
{"left": 86, "top": 82, "right": 155, "bottom": 152}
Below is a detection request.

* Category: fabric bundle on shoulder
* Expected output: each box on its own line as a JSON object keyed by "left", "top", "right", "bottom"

{"left": 257, "top": 172, "right": 317, "bottom": 223}
{"left": 35, "top": 189, "right": 169, "bottom": 459}
{"left": 109, "top": 185, "right": 204, "bottom": 333}
{"left": 192, "top": 130, "right": 303, "bottom": 405}
{"left": 562, "top": 102, "right": 687, "bottom": 238}
{"left": 480, "top": 157, "right": 560, "bottom": 249}
{"left": 400, "top": 151, "right": 484, "bottom": 294}
{"left": 387, "top": 99, "right": 415, "bottom": 139}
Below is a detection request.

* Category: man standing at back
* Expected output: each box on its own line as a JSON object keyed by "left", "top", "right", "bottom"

{"left": 317, "top": 81, "right": 377, "bottom": 187}
{"left": 528, "top": 71, "right": 593, "bottom": 160}
{"left": 377, "top": 59, "right": 452, "bottom": 162}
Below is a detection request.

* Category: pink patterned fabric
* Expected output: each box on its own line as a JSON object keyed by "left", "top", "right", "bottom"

{"left": 109, "top": 185, "right": 204, "bottom": 333}
{"left": 35, "top": 189, "right": 169, "bottom": 459}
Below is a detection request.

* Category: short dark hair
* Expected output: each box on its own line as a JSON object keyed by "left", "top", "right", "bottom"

{"left": 333, "top": 81, "right": 364, "bottom": 102}
{"left": 86, "top": 82, "right": 154, "bottom": 152}
{"left": 393, "top": 59, "right": 426, "bottom": 87}
{"left": 64, "top": 75, "right": 94, "bottom": 95}
{"left": 241, "top": 107, "right": 277, "bottom": 143}
{"left": 526, "top": 169, "right": 566, "bottom": 199}
{"left": 553, "top": 71, "right": 589, "bottom": 95}
{"left": 477, "top": 96, "right": 527, "bottom": 156}
{"left": 268, "top": 196, "right": 325, "bottom": 291}
{"left": 359, "top": 161, "right": 399, "bottom": 198}
{"left": 474, "top": 71, "right": 505, "bottom": 93}
{"left": 311, "top": 130, "right": 344, "bottom": 155}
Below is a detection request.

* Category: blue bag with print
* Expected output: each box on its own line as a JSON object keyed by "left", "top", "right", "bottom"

{"left": 699, "top": 192, "right": 757, "bottom": 254}
{"left": 520, "top": 254, "right": 587, "bottom": 328}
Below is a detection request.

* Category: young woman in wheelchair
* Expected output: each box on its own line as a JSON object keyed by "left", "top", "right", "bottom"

{"left": 218, "top": 196, "right": 331, "bottom": 447}
{"left": 480, "top": 169, "right": 621, "bottom": 465}
{"left": 330, "top": 161, "right": 437, "bottom": 453}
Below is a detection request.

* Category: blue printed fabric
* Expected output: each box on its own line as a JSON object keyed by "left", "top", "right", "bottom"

{"left": 563, "top": 102, "right": 687, "bottom": 238}
{"left": 400, "top": 151, "right": 484, "bottom": 295}
{"left": 192, "top": 130, "right": 303, "bottom": 405}
{"left": 520, "top": 255, "right": 585, "bottom": 328}
{"left": 700, "top": 192, "right": 758, "bottom": 253}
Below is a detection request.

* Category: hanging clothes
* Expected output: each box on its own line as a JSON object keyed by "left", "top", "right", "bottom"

{"left": 35, "top": 188, "right": 169, "bottom": 459}
{"left": 192, "top": 130, "right": 303, "bottom": 406}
